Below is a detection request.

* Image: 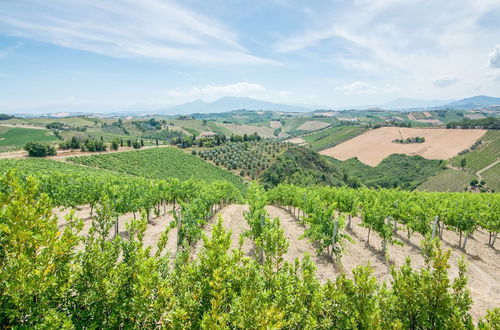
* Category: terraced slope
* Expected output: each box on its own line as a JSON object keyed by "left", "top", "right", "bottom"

{"left": 450, "top": 130, "right": 500, "bottom": 172}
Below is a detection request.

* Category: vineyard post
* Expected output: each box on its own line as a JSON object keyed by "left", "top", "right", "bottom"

{"left": 392, "top": 216, "right": 397, "bottom": 233}
{"left": 462, "top": 233, "right": 469, "bottom": 251}
{"left": 331, "top": 217, "right": 338, "bottom": 258}
{"left": 432, "top": 216, "right": 439, "bottom": 239}
{"left": 114, "top": 216, "right": 119, "bottom": 238}
{"left": 347, "top": 214, "right": 352, "bottom": 230}
{"left": 491, "top": 232, "right": 497, "bottom": 247}
{"left": 382, "top": 218, "right": 388, "bottom": 256}
{"left": 176, "top": 208, "right": 182, "bottom": 255}
{"left": 259, "top": 214, "right": 265, "bottom": 264}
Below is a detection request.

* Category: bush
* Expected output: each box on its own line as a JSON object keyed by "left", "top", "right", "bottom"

{"left": 132, "top": 140, "right": 142, "bottom": 149}
{"left": 24, "top": 142, "right": 57, "bottom": 157}
{"left": 111, "top": 139, "right": 119, "bottom": 151}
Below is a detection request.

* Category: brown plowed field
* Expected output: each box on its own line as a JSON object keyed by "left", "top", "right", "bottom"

{"left": 320, "top": 127, "right": 487, "bottom": 166}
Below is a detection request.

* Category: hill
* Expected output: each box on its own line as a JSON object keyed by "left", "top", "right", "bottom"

{"left": 436, "top": 95, "right": 500, "bottom": 110}
{"left": 327, "top": 154, "right": 445, "bottom": 190}
{"left": 67, "top": 147, "right": 246, "bottom": 191}
{"left": 0, "top": 126, "right": 58, "bottom": 152}
{"left": 260, "top": 147, "right": 345, "bottom": 188}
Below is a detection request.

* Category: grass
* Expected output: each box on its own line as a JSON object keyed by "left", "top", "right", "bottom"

{"left": 450, "top": 130, "right": 500, "bottom": 172}
{"left": 0, "top": 126, "right": 58, "bottom": 152}
{"left": 0, "top": 158, "right": 125, "bottom": 179}
{"left": 302, "top": 126, "right": 368, "bottom": 151}
{"left": 2, "top": 117, "right": 102, "bottom": 127}
{"left": 417, "top": 169, "right": 476, "bottom": 192}
{"left": 68, "top": 147, "right": 246, "bottom": 191}
{"left": 482, "top": 162, "right": 500, "bottom": 192}
{"left": 280, "top": 117, "right": 336, "bottom": 134}
{"left": 327, "top": 154, "right": 444, "bottom": 190}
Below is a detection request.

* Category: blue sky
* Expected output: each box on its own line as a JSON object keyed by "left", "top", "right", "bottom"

{"left": 1, "top": 0, "right": 500, "bottom": 112}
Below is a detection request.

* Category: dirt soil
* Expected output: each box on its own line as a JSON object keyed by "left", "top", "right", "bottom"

{"left": 320, "top": 127, "right": 487, "bottom": 166}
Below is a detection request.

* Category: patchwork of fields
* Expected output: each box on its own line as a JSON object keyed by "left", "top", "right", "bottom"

{"left": 320, "top": 127, "right": 487, "bottom": 166}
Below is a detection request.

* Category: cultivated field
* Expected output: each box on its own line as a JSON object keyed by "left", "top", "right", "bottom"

{"left": 296, "top": 120, "right": 331, "bottom": 131}
{"left": 482, "top": 162, "right": 500, "bottom": 192}
{"left": 217, "top": 122, "right": 279, "bottom": 138}
{"left": 320, "top": 127, "right": 487, "bottom": 166}
{"left": 0, "top": 126, "right": 58, "bottom": 152}
{"left": 417, "top": 169, "right": 476, "bottom": 192}
{"left": 303, "top": 126, "right": 368, "bottom": 151}
{"left": 450, "top": 130, "right": 500, "bottom": 172}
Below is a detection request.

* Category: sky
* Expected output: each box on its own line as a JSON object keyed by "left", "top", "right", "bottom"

{"left": 1, "top": 0, "right": 500, "bottom": 113}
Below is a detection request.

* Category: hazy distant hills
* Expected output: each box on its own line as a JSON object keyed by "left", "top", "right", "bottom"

{"left": 433, "top": 95, "right": 500, "bottom": 110}
{"left": 161, "top": 96, "right": 312, "bottom": 114}
{"left": 6, "top": 95, "right": 500, "bottom": 117}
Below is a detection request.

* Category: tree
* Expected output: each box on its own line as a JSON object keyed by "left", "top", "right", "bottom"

{"left": 111, "top": 139, "right": 119, "bottom": 151}
{"left": 24, "top": 142, "right": 57, "bottom": 157}
{"left": 132, "top": 140, "right": 141, "bottom": 149}
{"left": 127, "top": 140, "right": 132, "bottom": 147}
{"left": 461, "top": 158, "right": 467, "bottom": 169}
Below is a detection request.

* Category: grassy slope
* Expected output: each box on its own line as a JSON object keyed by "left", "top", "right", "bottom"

{"left": 327, "top": 154, "right": 444, "bottom": 190}
{"left": 2, "top": 117, "right": 101, "bottom": 127}
{"left": 0, "top": 158, "right": 125, "bottom": 179}
{"left": 482, "top": 162, "right": 500, "bottom": 192}
{"left": 68, "top": 147, "right": 246, "bottom": 191}
{"left": 450, "top": 130, "right": 500, "bottom": 171}
{"left": 417, "top": 169, "right": 475, "bottom": 192}
{"left": 303, "top": 126, "right": 368, "bottom": 151}
{"left": 0, "top": 126, "right": 58, "bottom": 151}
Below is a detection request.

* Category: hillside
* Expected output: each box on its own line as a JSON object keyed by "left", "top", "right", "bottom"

{"left": 327, "top": 154, "right": 444, "bottom": 189}
{"left": 260, "top": 147, "right": 345, "bottom": 188}
{"left": 0, "top": 126, "right": 58, "bottom": 152}
{"left": 450, "top": 130, "right": 500, "bottom": 172}
{"left": 68, "top": 147, "right": 246, "bottom": 191}
{"left": 301, "top": 126, "right": 368, "bottom": 151}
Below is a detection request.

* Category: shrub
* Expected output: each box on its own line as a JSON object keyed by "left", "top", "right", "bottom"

{"left": 24, "top": 142, "right": 57, "bottom": 157}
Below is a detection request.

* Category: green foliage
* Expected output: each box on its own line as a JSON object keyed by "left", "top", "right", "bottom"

{"left": 418, "top": 169, "right": 476, "bottom": 192}
{"left": 447, "top": 117, "right": 500, "bottom": 129}
{"left": 68, "top": 147, "right": 246, "bottom": 192}
{"left": 0, "top": 126, "right": 58, "bottom": 151}
{"left": 0, "top": 172, "right": 493, "bottom": 328}
{"left": 451, "top": 130, "right": 500, "bottom": 172}
{"left": 302, "top": 125, "right": 368, "bottom": 151}
{"left": 328, "top": 154, "right": 444, "bottom": 190}
{"left": 24, "top": 141, "right": 57, "bottom": 157}
{"left": 198, "top": 141, "right": 289, "bottom": 178}
{"left": 261, "top": 147, "right": 345, "bottom": 188}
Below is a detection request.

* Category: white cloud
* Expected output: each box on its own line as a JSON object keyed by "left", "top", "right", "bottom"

{"left": 336, "top": 81, "right": 400, "bottom": 95}
{"left": 167, "top": 82, "right": 266, "bottom": 97}
{"left": 433, "top": 75, "right": 459, "bottom": 87}
{"left": 490, "top": 45, "right": 500, "bottom": 68}
{"left": 0, "top": 0, "right": 274, "bottom": 65}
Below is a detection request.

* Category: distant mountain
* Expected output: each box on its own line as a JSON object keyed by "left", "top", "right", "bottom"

{"left": 436, "top": 95, "right": 500, "bottom": 110}
{"left": 382, "top": 98, "right": 453, "bottom": 110}
{"left": 160, "top": 96, "right": 313, "bottom": 114}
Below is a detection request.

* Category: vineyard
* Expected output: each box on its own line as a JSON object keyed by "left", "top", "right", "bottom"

{"left": 67, "top": 147, "right": 246, "bottom": 191}
{"left": 302, "top": 126, "right": 368, "bottom": 151}
{"left": 450, "top": 130, "right": 500, "bottom": 172}
{"left": 196, "top": 141, "right": 290, "bottom": 179}
{"left": 0, "top": 160, "right": 499, "bottom": 327}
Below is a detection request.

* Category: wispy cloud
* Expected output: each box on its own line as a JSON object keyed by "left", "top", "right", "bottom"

{"left": 433, "top": 75, "right": 459, "bottom": 87}
{"left": 336, "top": 81, "right": 400, "bottom": 95}
{"left": 167, "top": 82, "right": 266, "bottom": 97}
{"left": 0, "top": 42, "right": 22, "bottom": 59}
{"left": 490, "top": 45, "right": 500, "bottom": 68}
{"left": 0, "top": 0, "right": 274, "bottom": 65}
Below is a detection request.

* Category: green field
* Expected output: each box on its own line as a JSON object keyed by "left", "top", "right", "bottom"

{"left": 0, "top": 126, "right": 58, "bottom": 151}
{"left": 450, "top": 130, "right": 500, "bottom": 172}
{"left": 2, "top": 116, "right": 102, "bottom": 127}
{"left": 302, "top": 126, "right": 368, "bottom": 151}
{"left": 68, "top": 147, "right": 246, "bottom": 191}
{"left": 417, "top": 169, "right": 475, "bottom": 192}
{"left": 0, "top": 157, "right": 126, "bottom": 179}
{"left": 280, "top": 117, "right": 336, "bottom": 134}
{"left": 482, "top": 162, "right": 500, "bottom": 192}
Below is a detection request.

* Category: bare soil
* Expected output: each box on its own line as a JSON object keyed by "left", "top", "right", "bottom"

{"left": 320, "top": 127, "right": 487, "bottom": 166}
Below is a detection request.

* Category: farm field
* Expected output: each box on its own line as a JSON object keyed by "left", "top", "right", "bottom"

{"left": 0, "top": 126, "right": 58, "bottom": 151}
{"left": 320, "top": 127, "right": 487, "bottom": 166}
{"left": 450, "top": 130, "right": 500, "bottom": 172}
{"left": 296, "top": 120, "right": 331, "bottom": 131}
{"left": 217, "top": 122, "right": 279, "bottom": 138}
{"left": 302, "top": 126, "right": 368, "bottom": 151}
{"left": 68, "top": 147, "right": 246, "bottom": 191}
{"left": 482, "top": 162, "right": 500, "bottom": 192}
{"left": 417, "top": 169, "right": 476, "bottom": 192}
